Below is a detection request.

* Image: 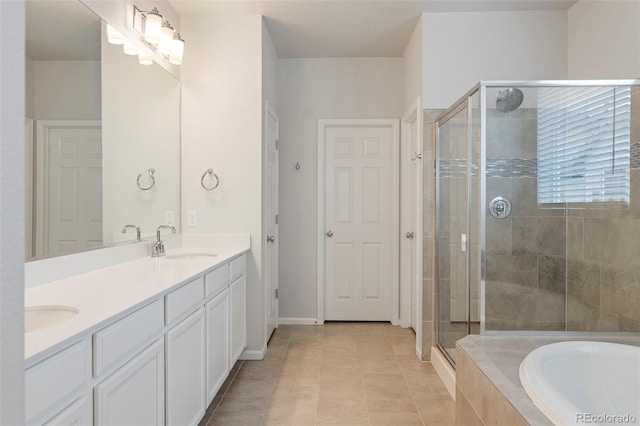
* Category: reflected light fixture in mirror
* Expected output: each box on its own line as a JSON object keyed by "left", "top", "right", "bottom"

{"left": 132, "top": 5, "right": 185, "bottom": 65}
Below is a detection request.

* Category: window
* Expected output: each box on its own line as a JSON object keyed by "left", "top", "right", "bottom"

{"left": 537, "top": 86, "right": 631, "bottom": 204}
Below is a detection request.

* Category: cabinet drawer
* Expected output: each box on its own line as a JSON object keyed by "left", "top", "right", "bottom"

{"left": 26, "top": 338, "right": 91, "bottom": 425}
{"left": 229, "top": 254, "right": 246, "bottom": 282}
{"left": 205, "top": 263, "right": 229, "bottom": 300}
{"left": 94, "top": 299, "right": 164, "bottom": 378}
{"left": 166, "top": 276, "right": 204, "bottom": 326}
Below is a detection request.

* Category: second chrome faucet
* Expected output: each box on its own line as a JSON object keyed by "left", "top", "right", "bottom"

{"left": 152, "top": 225, "right": 176, "bottom": 257}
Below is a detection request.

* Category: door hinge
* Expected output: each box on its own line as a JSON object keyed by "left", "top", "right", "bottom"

{"left": 275, "top": 289, "right": 279, "bottom": 299}
{"left": 275, "top": 140, "right": 279, "bottom": 150}
{"left": 275, "top": 214, "right": 279, "bottom": 225}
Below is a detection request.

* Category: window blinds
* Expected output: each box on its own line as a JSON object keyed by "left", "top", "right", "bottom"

{"left": 537, "top": 86, "right": 631, "bottom": 204}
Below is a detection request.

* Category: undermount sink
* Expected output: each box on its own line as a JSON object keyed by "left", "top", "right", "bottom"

{"left": 165, "top": 253, "right": 217, "bottom": 260}
{"left": 25, "top": 305, "right": 79, "bottom": 333}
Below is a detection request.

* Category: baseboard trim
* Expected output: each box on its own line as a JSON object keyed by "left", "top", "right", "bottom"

{"left": 239, "top": 344, "right": 266, "bottom": 361}
{"left": 278, "top": 317, "right": 319, "bottom": 325}
{"left": 431, "top": 346, "right": 456, "bottom": 400}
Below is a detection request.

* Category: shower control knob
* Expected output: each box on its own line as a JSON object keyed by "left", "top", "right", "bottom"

{"left": 326, "top": 230, "right": 334, "bottom": 237}
{"left": 406, "top": 232, "right": 415, "bottom": 239}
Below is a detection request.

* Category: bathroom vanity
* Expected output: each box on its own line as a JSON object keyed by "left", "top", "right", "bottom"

{"left": 24, "top": 238, "right": 249, "bottom": 426}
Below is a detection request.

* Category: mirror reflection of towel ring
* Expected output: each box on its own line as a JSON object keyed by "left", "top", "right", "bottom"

{"left": 137, "top": 168, "right": 156, "bottom": 190}
{"left": 201, "top": 169, "right": 220, "bottom": 191}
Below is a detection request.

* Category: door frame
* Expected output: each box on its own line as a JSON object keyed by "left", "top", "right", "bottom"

{"left": 263, "top": 100, "right": 279, "bottom": 340}
{"left": 317, "top": 119, "right": 400, "bottom": 325}
{"left": 34, "top": 120, "right": 102, "bottom": 258}
{"left": 400, "top": 98, "right": 424, "bottom": 357}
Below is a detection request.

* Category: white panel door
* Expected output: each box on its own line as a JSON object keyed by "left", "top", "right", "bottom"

{"left": 36, "top": 121, "right": 102, "bottom": 257}
{"left": 264, "top": 101, "right": 279, "bottom": 340}
{"left": 205, "top": 289, "right": 229, "bottom": 405}
{"left": 323, "top": 121, "right": 398, "bottom": 321}
{"left": 230, "top": 276, "right": 247, "bottom": 364}
{"left": 94, "top": 339, "right": 164, "bottom": 426}
{"left": 166, "top": 309, "right": 206, "bottom": 426}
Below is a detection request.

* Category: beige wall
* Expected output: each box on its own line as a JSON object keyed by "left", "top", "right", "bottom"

{"left": 422, "top": 10, "right": 568, "bottom": 109}
{"left": 277, "top": 57, "right": 403, "bottom": 321}
{"left": 181, "top": 14, "right": 266, "bottom": 353}
{"left": 568, "top": 0, "right": 640, "bottom": 79}
{"left": 402, "top": 16, "right": 423, "bottom": 111}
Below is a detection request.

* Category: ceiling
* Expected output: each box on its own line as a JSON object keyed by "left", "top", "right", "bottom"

{"left": 170, "top": 0, "right": 577, "bottom": 58}
{"left": 26, "top": 1, "right": 101, "bottom": 61}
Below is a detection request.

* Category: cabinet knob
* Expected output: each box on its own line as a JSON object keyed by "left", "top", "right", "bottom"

{"left": 326, "top": 230, "right": 333, "bottom": 237}
{"left": 267, "top": 235, "right": 275, "bottom": 243}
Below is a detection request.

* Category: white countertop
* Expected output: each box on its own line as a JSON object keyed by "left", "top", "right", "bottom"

{"left": 25, "top": 236, "right": 249, "bottom": 365}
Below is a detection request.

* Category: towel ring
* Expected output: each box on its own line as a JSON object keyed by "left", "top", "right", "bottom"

{"left": 137, "top": 168, "right": 156, "bottom": 190}
{"left": 201, "top": 169, "right": 220, "bottom": 191}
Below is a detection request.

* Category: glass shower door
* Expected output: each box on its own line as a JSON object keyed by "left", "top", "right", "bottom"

{"left": 436, "top": 105, "right": 470, "bottom": 363}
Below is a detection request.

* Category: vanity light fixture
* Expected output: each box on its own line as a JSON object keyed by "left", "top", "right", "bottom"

{"left": 169, "top": 34, "right": 185, "bottom": 65}
{"left": 132, "top": 5, "right": 185, "bottom": 66}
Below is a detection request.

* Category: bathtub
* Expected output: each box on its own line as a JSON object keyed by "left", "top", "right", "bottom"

{"left": 520, "top": 341, "right": 640, "bottom": 425}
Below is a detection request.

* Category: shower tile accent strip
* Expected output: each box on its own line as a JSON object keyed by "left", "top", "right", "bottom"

{"left": 487, "top": 158, "right": 537, "bottom": 178}
{"left": 437, "top": 158, "right": 537, "bottom": 178}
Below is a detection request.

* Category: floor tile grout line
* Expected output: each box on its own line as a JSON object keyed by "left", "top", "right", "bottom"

{"left": 205, "top": 360, "right": 245, "bottom": 425}
{"left": 395, "top": 350, "right": 428, "bottom": 426}
{"left": 258, "top": 326, "right": 295, "bottom": 426}
{"left": 359, "top": 342, "right": 374, "bottom": 426}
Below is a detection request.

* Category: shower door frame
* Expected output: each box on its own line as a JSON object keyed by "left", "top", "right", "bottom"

{"left": 434, "top": 84, "right": 481, "bottom": 367}
{"left": 435, "top": 80, "right": 640, "bottom": 367}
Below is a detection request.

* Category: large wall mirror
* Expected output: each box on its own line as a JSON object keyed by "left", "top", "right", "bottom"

{"left": 25, "top": 1, "right": 181, "bottom": 261}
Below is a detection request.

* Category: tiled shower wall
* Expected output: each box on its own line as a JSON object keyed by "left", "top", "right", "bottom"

{"left": 423, "top": 88, "right": 640, "bottom": 361}
{"left": 565, "top": 86, "right": 640, "bottom": 331}
{"left": 485, "top": 108, "right": 567, "bottom": 331}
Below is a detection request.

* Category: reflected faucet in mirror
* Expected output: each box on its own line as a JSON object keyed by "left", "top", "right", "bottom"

{"left": 151, "top": 225, "right": 176, "bottom": 257}
{"left": 121, "top": 225, "right": 141, "bottom": 242}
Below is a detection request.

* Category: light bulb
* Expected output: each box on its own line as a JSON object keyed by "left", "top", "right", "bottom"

{"left": 106, "top": 24, "right": 125, "bottom": 45}
{"left": 138, "top": 52, "right": 153, "bottom": 66}
{"left": 144, "top": 8, "right": 163, "bottom": 44}
{"left": 157, "top": 23, "right": 174, "bottom": 56}
{"left": 123, "top": 39, "right": 138, "bottom": 55}
{"left": 168, "top": 35, "right": 184, "bottom": 65}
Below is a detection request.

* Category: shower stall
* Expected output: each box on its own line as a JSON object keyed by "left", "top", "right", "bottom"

{"left": 434, "top": 80, "right": 640, "bottom": 365}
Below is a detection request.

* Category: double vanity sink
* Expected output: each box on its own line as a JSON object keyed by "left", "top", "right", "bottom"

{"left": 25, "top": 254, "right": 218, "bottom": 334}
{"left": 25, "top": 237, "right": 249, "bottom": 426}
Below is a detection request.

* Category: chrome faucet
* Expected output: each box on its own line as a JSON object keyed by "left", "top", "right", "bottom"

{"left": 151, "top": 225, "right": 176, "bottom": 257}
{"left": 121, "top": 224, "right": 142, "bottom": 242}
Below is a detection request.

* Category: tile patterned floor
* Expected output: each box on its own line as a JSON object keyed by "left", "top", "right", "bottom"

{"left": 199, "top": 322, "right": 454, "bottom": 426}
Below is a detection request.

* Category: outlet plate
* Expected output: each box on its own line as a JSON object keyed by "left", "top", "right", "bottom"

{"left": 187, "top": 210, "right": 197, "bottom": 227}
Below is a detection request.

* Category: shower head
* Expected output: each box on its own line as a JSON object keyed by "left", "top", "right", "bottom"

{"left": 495, "top": 88, "right": 524, "bottom": 113}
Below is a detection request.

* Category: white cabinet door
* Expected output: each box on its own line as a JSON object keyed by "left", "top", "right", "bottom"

{"left": 166, "top": 308, "right": 206, "bottom": 426}
{"left": 44, "top": 397, "right": 92, "bottom": 426}
{"left": 229, "top": 276, "right": 246, "bottom": 364}
{"left": 94, "top": 339, "right": 164, "bottom": 426}
{"left": 205, "top": 289, "right": 229, "bottom": 404}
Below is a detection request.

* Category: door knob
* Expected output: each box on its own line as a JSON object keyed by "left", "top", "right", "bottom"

{"left": 326, "top": 230, "right": 333, "bottom": 237}
{"left": 267, "top": 235, "right": 275, "bottom": 243}
{"left": 406, "top": 232, "right": 414, "bottom": 239}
